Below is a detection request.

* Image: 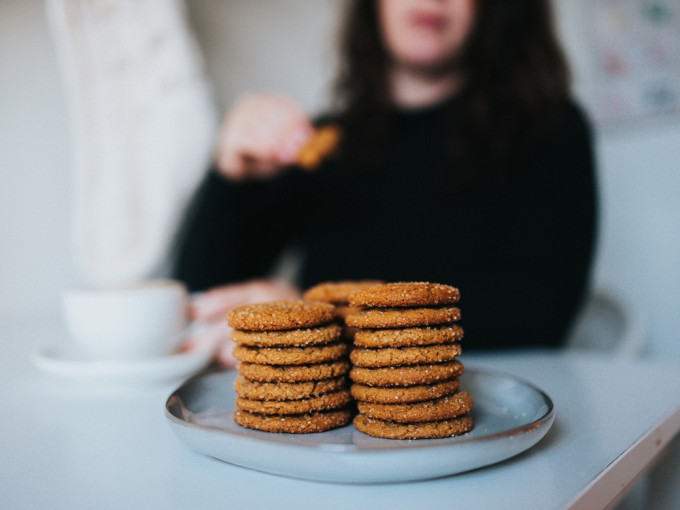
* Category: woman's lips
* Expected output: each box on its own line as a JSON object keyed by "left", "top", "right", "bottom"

{"left": 411, "top": 12, "right": 447, "bottom": 30}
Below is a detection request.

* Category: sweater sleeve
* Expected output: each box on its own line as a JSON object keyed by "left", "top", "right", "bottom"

{"left": 464, "top": 103, "right": 598, "bottom": 348}
{"left": 172, "top": 167, "right": 312, "bottom": 292}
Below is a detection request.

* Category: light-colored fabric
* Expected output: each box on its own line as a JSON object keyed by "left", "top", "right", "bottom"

{"left": 47, "top": 0, "right": 216, "bottom": 285}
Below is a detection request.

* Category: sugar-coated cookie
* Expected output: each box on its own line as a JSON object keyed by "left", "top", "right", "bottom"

{"left": 349, "top": 282, "right": 460, "bottom": 308}
{"left": 233, "top": 342, "right": 348, "bottom": 366}
{"left": 303, "top": 280, "right": 384, "bottom": 304}
{"left": 349, "top": 360, "right": 464, "bottom": 387}
{"left": 234, "top": 375, "right": 347, "bottom": 401}
{"left": 356, "top": 391, "right": 473, "bottom": 423}
{"left": 235, "top": 389, "right": 352, "bottom": 415}
{"left": 353, "top": 324, "right": 463, "bottom": 348}
{"left": 350, "top": 343, "right": 462, "bottom": 368}
{"left": 345, "top": 306, "right": 461, "bottom": 329}
{"left": 353, "top": 414, "right": 473, "bottom": 439}
{"left": 227, "top": 301, "right": 334, "bottom": 331}
{"left": 238, "top": 360, "right": 351, "bottom": 383}
{"left": 350, "top": 378, "right": 460, "bottom": 404}
{"left": 234, "top": 408, "right": 353, "bottom": 433}
{"left": 231, "top": 323, "right": 342, "bottom": 347}
{"left": 297, "top": 124, "right": 342, "bottom": 171}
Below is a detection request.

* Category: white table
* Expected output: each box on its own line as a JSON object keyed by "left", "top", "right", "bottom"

{"left": 3, "top": 316, "right": 680, "bottom": 510}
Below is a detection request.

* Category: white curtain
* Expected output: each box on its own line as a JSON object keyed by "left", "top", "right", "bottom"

{"left": 46, "top": 0, "right": 217, "bottom": 285}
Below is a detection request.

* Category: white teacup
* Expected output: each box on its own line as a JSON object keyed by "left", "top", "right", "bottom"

{"left": 62, "top": 279, "right": 189, "bottom": 361}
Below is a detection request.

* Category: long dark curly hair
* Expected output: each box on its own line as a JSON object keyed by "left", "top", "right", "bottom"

{"left": 333, "top": 0, "right": 572, "bottom": 190}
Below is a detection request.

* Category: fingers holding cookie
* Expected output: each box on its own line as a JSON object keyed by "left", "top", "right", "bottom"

{"left": 216, "top": 93, "right": 314, "bottom": 180}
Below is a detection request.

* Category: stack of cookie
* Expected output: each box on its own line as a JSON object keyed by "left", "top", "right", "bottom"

{"left": 345, "top": 282, "right": 474, "bottom": 439}
{"left": 227, "top": 301, "right": 353, "bottom": 434}
{"left": 303, "top": 280, "right": 383, "bottom": 339}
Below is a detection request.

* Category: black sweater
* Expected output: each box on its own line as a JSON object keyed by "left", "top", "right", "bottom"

{"left": 174, "top": 99, "right": 597, "bottom": 350}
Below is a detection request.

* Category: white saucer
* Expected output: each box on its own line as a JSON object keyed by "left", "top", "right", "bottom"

{"left": 32, "top": 342, "right": 214, "bottom": 385}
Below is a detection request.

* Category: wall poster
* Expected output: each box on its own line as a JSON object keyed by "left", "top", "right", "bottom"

{"left": 592, "top": 0, "right": 680, "bottom": 122}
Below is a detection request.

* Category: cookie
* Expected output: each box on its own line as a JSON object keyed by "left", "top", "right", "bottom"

{"left": 297, "top": 124, "right": 342, "bottom": 171}
{"left": 235, "top": 389, "right": 352, "bottom": 415}
{"left": 233, "top": 342, "right": 348, "bottom": 366}
{"left": 238, "top": 360, "right": 351, "bottom": 383}
{"left": 350, "top": 378, "right": 461, "bottom": 404}
{"left": 353, "top": 414, "right": 474, "bottom": 439}
{"left": 345, "top": 306, "right": 461, "bottom": 329}
{"left": 226, "top": 301, "right": 335, "bottom": 331}
{"left": 356, "top": 391, "right": 472, "bottom": 423}
{"left": 303, "top": 281, "right": 384, "bottom": 304}
{"left": 353, "top": 324, "right": 464, "bottom": 348}
{"left": 350, "top": 343, "right": 462, "bottom": 368}
{"left": 349, "top": 282, "right": 460, "bottom": 308}
{"left": 234, "top": 408, "right": 353, "bottom": 433}
{"left": 349, "top": 360, "right": 464, "bottom": 387}
{"left": 234, "top": 376, "right": 347, "bottom": 401}
{"left": 231, "top": 323, "right": 342, "bottom": 347}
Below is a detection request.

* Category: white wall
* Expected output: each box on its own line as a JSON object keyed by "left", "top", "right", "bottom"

{"left": 594, "top": 121, "right": 680, "bottom": 359}
{"left": 187, "top": 0, "right": 341, "bottom": 115}
{"left": 2, "top": 0, "right": 680, "bottom": 359}
{"left": 0, "top": 0, "right": 76, "bottom": 322}
{"left": 554, "top": 0, "right": 680, "bottom": 359}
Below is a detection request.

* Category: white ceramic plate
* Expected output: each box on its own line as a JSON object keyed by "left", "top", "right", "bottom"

{"left": 32, "top": 342, "right": 213, "bottom": 385}
{"left": 165, "top": 367, "right": 554, "bottom": 483}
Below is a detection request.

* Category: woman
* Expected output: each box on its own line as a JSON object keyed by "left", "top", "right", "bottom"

{"left": 176, "top": 0, "right": 597, "bottom": 365}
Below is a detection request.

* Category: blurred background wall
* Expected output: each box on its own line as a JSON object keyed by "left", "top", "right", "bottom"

{"left": 2, "top": 0, "right": 679, "bottom": 360}
{"left": 0, "top": 0, "right": 75, "bottom": 322}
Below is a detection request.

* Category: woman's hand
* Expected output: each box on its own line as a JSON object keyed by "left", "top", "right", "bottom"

{"left": 185, "top": 279, "right": 302, "bottom": 367}
{"left": 216, "top": 94, "right": 314, "bottom": 180}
